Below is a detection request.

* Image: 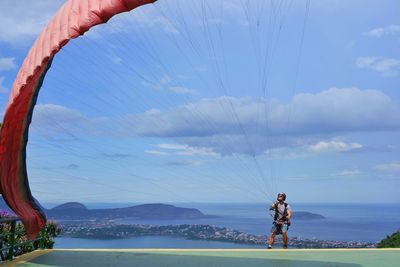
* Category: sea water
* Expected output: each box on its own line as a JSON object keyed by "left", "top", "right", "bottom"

{"left": 54, "top": 202, "right": 400, "bottom": 248}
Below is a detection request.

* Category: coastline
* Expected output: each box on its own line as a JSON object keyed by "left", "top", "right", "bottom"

{"left": 58, "top": 221, "right": 377, "bottom": 249}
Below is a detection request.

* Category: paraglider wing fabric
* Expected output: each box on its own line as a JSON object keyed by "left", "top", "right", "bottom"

{"left": 0, "top": 0, "right": 156, "bottom": 240}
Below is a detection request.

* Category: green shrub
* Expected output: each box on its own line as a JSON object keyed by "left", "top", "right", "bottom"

{"left": 377, "top": 231, "right": 400, "bottom": 248}
{"left": 1, "top": 210, "right": 61, "bottom": 261}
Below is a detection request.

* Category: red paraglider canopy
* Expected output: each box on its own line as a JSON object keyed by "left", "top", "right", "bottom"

{"left": 0, "top": 0, "right": 156, "bottom": 239}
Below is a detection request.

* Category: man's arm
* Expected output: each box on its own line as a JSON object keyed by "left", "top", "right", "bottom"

{"left": 285, "top": 208, "right": 292, "bottom": 225}
{"left": 286, "top": 209, "right": 292, "bottom": 220}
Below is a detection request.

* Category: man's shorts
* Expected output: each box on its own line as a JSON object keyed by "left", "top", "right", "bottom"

{"left": 271, "top": 223, "right": 289, "bottom": 235}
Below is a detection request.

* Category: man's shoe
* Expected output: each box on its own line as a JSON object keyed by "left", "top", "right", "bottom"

{"left": 283, "top": 244, "right": 288, "bottom": 249}
{"left": 267, "top": 245, "right": 272, "bottom": 249}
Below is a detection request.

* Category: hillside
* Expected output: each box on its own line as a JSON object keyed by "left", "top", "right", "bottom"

{"left": 377, "top": 231, "right": 400, "bottom": 248}
{"left": 46, "top": 202, "right": 212, "bottom": 220}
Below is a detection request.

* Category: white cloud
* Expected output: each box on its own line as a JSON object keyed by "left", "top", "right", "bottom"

{"left": 0, "top": 57, "right": 17, "bottom": 71}
{"left": 0, "top": 77, "right": 8, "bottom": 94}
{"left": 110, "top": 55, "right": 122, "bottom": 64}
{"left": 124, "top": 9, "right": 179, "bottom": 34}
{"left": 145, "top": 150, "right": 169, "bottom": 156}
{"left": 264, "top": 147, "right": 308, "bottom": 160}
{"left": 285, "top": 176, "right": 311, "bottom": 181}
{"left": 332, "top": 169, "right": 362, "bottom": 177}
{"left": 29, "top": 87, "right": 400, "bottom": 156}
{"left": 127, "top": 88, "right": 400, "bottom": 137}
{"left": 153, "top": 143, "right": 218, "bottom": 157}
{"left": 155, "top": 143, "right": 187, "bottom": 150}
{"left": 33, "top": 104, "right": 86, "bottom": 125}
{"left": 0, "top": 0, "right": 64, "bottom": 46}
{"left": 169, "top": 86, "right": 195, "bottom": 94}
{"left": 375, "top": 162, "right": 400, "bottom": 172}
{"left": 87, "top": 5, "right": 179, "bottom": 38}
{"left": 308, "top": 140, "right": 362, "bottom": 153}
{"left": 100, "top": 153, "right": 133, "bottom": 159}
{"left": 31, "top": 104, "right": 108, "bottom": 137}
{"left": 356, "top": 57, "right": 400, "bottom": 77}
{"left": 175, "top": 146, "right": 217, "bottom": 156}
{"left": 166, "top": 160, "right": 205, "bottom": 166}
{"left": 142, "top": 74, "right": 196, "bottom": 95}
{"left": 120, "top": 87, "right": 400, "bottom": 155}
{"left": 364, "top": 25, "right": 400, "bottom": 38}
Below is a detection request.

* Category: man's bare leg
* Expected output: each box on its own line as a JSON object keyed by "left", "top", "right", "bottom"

{"left": 268, "top": 232, "right": 276, "bottom": 248}
{"left": 282, "top": 232, "right": 288, "bottom": 248}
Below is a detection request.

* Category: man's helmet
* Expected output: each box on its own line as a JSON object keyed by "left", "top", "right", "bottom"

{"left": 277, "top": 192, "right": 286, "bottom": 201}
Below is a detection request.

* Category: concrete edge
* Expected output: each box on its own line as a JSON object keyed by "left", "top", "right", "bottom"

{"left": 0, "top": 249, "right": 51, "bottom": 267}
{"left": 51, "top": 248, "right": 400, "bottom": 252}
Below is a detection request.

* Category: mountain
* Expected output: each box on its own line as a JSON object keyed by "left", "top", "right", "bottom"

{"left": 48, "top": 202, "right": 90, "bottom": 218}
{"left": 46, "top": 202, "right": 212, "bottom": 220}
{"left": 52, "top": 202, "right": 88, "bottom": 210}
{"left": 1, "top": 197, "right": 211, "bottom": 220}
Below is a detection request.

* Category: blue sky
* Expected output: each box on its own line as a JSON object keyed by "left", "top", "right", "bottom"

{"left": 0, "top": 0, "right": 399, "bottom": 204}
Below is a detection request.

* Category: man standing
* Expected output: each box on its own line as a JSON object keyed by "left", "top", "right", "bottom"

{"left": 268, "top": 192, "right": 292, "bottom": 249}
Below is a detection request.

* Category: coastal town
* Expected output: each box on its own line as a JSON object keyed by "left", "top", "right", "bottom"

{"left": 59, "top": 221, "right": 377, "bottom": 248}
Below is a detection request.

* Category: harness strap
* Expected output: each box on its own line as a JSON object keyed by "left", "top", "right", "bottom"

{"left": 274, "top": 202, "right": 288, "bottom": 221}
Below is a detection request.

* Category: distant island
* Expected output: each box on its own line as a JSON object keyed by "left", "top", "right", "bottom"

{"left": 0, "top": 199, "right": 213, "bottom": 220}
{"left": 45, "top": 202, "right": 216, "bottom": 220}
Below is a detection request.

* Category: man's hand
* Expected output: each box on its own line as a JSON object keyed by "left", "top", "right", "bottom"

{"left": 269, "top": 203, "right": 276, "bottom": 211}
